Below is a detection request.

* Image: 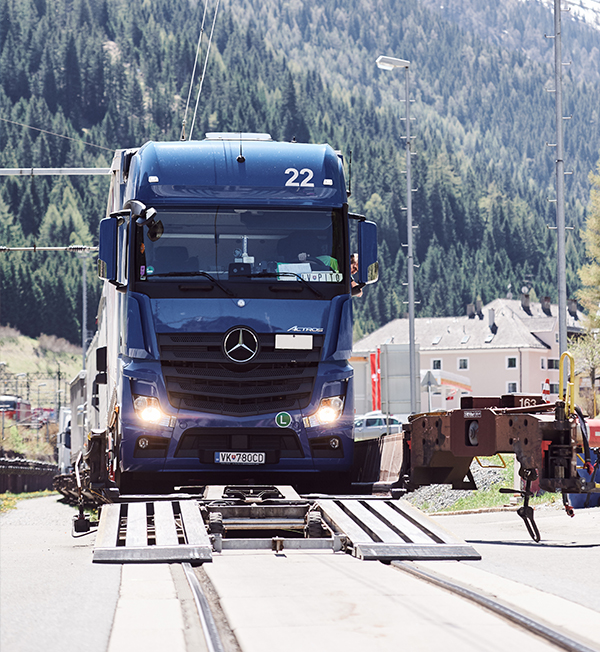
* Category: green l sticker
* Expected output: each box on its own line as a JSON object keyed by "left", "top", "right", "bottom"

{"left": 275, "top": 411, "right": 292, "bottom": 428}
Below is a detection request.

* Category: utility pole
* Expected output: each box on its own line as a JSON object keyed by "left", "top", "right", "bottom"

{"left": 553, "top": 0, "right": 568, "bottom": 357}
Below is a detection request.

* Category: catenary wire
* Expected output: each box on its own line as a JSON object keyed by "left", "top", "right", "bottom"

{"left": 0, "top": 116, "right": 113, "bottom": 151}
{"left": 189, "top": 0, "right": 221, "bottom": 141}
{"left": 180, "top": 1, "right": 209, "bottom": 141}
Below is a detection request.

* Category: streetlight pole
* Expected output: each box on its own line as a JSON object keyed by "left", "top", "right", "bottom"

{"left": 376, "top": 55, "right": 417, "bottom": 414}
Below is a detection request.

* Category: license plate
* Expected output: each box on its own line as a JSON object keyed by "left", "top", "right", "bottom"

{"left": 214, "top": 451, "right": 266, "bottom": 464}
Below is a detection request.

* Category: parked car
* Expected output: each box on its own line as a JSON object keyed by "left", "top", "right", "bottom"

{"left": 353, "top": 411, "right": 408, "bottom": 441}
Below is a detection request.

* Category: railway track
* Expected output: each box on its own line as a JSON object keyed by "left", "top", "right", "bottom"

{"left": 390, "top": 561, "right": 599, "bottom": 652}
{"left": 198, "top": 555, "right": 600, "bottom": 651}
{"left": 2, "top": 493, "right": 598, "bottom": 652}
{"left": 93, "top": 488, "right": 599, "bottom": 651}
{"left": 182, "top": 563, "right": 227, "bottom": 652}
{"left": 180, "top": 551, "right": 599, "bottom": 652}
{"left": 179, "top": 553, "right": 600, "bottom": 652}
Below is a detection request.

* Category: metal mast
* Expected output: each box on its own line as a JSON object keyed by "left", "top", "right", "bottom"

{"left": 376, "top": 55, "right": 417, "bottom": 413}
{"left": 554, "top": 0, "right": 568, "bottom": 356}
{"left": 404, "top": 67, "right": 417, "bottom": 414}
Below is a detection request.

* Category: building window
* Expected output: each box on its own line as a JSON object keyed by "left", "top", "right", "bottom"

{"left": 548, "top": 359, "right": 559, "bottom": 370}
{"left": 541, "top": 358, "right": 545, "bottom": 370}
{"left": 507, "top": 357, "right": 517, "bottom": 369}
{"left": 550, "top": 383, "right": 559, "bottom": 394}
{"left": 507, "top": 382, "right": 518, "bottom": 393}
{"left": 458, "top": 358, "right": 468, "bottom": 370}
{"left": 432, "top": 359, "right": 441, "bottom": 370}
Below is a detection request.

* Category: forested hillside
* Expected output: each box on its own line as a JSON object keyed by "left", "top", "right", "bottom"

{"left": 0, "top": 0, "right": 599, "bottom": 344}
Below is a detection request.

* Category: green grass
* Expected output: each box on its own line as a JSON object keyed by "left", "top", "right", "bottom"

{"left": 434, "top": 455, "right": 560, "bottom": 513}
{"left": 438, "top": 486, "right": 560, "bottom": 513}
{"left": 0, "top": 490, "right": 57, "bottom": 513}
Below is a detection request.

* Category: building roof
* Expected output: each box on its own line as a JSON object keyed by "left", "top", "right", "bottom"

{"left": 353, "top": 298, "right": 584, "bottom": 353}
{"left": 485, "top": 298, "right": 583, "bottom": 334}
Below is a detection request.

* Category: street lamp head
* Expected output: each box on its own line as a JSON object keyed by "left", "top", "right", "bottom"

{"left": 376, "top": 55, "right": 410, "bottom": 71}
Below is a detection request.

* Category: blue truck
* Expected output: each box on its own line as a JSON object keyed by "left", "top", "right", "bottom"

{"left": 82, "top": 133, "right": 377, "bottom": 495}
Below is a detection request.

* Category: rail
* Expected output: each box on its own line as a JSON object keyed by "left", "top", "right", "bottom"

{"left": 392, "top": 562, "right": 597, "bottom": 652}
{"left": 182, "top": 563, "right": 226, "bottom": 652}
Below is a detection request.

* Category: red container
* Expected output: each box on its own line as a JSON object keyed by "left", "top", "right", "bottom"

{"left": 585, "top": 419, "right": 600, "bottom": 447}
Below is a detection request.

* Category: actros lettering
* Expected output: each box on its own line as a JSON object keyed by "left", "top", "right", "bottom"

{"left": 287, "top": 325, "right": 324, "bottom": 333}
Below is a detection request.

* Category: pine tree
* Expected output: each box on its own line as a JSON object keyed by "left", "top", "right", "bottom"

{"left": 578, "top": 158, "right": 600, "bottom": 327}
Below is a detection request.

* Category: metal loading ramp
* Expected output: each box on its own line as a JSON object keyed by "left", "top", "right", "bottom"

{"left": 92, "top": 487, "right": 479, "bottom": 563}
{"left": 93, "top": 500, "right": 212, "bottom": 563}
{"left": 316, "top": 498, "right": 481, "bottom": 561}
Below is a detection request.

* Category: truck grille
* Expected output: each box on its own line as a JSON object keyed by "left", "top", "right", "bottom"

{"left": 175, "top": 427, "right": 304, "bottom": 461}
{"left": 157, "top": 332, "right": 323, "bottom": 416}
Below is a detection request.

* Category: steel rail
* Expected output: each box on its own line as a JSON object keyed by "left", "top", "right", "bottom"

{"left": 391, "top": 561, "right": 597, "bottom": 652}
{"left": 182, "top": 562, "right": 225, "bottom": 652}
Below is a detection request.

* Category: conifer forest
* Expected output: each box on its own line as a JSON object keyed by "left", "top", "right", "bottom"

{"left": 1, "top": 0, "right": 600, "bottom": 344}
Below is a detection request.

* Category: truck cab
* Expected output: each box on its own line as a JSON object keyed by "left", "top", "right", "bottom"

{"left": 92, "top": 133, "right": 378, "bottom": 494}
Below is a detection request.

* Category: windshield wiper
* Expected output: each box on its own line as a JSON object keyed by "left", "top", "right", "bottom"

{"left": 246, "top": 272, "right": 324, "bottom": 298}
{"left": 149, "top": 271, "right": 234, "bottom": 296}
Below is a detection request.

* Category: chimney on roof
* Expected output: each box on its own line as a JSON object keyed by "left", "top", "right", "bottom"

{"left": 489, "top": 308, "right": 497, "bottom": 334}
{"left": 476, "top": 299, "right": 483, "bottom": 320}
{"left": 467, "top": 303, "right": 476, "bottom": 319}
{"left": 568, "top": 298, "right": 578, "bottom": 319}
{"left": 520, "top": 290, "right": 532, "bottom": 316}
{"left": 541, "top": 296, "right": 552, "bottom": 316}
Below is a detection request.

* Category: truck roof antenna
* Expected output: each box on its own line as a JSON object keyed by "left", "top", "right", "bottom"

{"left": 347, "top": 149, "right": 352, "bottom": 197}
{"left": 237, "top": 133, "right": 245, "bottom": 162}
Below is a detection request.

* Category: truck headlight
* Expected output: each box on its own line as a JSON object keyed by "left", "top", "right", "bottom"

{"left": 316, "top": 396, "right": 345, "bottom": 424}
{"left": 133, "top": 396, "right": 163, "bottom": 423}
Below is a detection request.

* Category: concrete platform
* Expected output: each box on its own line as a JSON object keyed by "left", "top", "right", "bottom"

{"left": 203, "top": 549, "right": 571, "bottom": 651}
{"left": 432, "top": 505, "right": 600, "bottom": 611}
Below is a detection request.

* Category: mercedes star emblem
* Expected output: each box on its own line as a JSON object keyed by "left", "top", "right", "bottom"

{"left": 223, "top": 327, "right": 259, "bottom": 363}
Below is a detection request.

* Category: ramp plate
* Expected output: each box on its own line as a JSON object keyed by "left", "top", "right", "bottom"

{"left": 317, "top": 498, "right": 480, "bottom": 561}
{"left": 93, "top": 500, "right": 212, "bottom": 563}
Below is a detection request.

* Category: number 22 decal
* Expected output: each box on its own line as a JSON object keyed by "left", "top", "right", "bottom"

{"left": 285, "top": 167, "right": 315, "bottom": 187}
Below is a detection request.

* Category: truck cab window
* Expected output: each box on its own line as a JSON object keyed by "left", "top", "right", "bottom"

{"left": 135, "top": 207, "right": 346, "bottom": 295}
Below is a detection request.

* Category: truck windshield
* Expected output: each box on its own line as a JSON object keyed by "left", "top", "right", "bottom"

{"left": 134, "top": 207, "right": 345, "bottom": 285}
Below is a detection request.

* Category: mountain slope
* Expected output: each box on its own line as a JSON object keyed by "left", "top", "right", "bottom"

{"left": 0, "top": 0, "right": 598, "bottom": 343}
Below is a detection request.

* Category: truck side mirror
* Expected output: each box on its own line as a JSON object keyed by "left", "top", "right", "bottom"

{"left": 357, "top": 220, "right": 379, "bottom": 285}
{"left": 94, "top": 372, "right": 107, "bottom": 386}
{"left": 98, "top": 217, "right": 118, "bottom": 281}
{"left": 96, "top": 346, "right": 107, "bottom": 372}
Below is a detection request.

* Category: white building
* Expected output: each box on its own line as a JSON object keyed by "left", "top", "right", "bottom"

{"left": 353, "top": 296, "right": 583, "bottom": 400}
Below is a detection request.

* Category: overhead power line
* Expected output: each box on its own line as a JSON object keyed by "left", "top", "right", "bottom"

{"left": 0, "top": 116, "right": 113, "bottom": 152}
